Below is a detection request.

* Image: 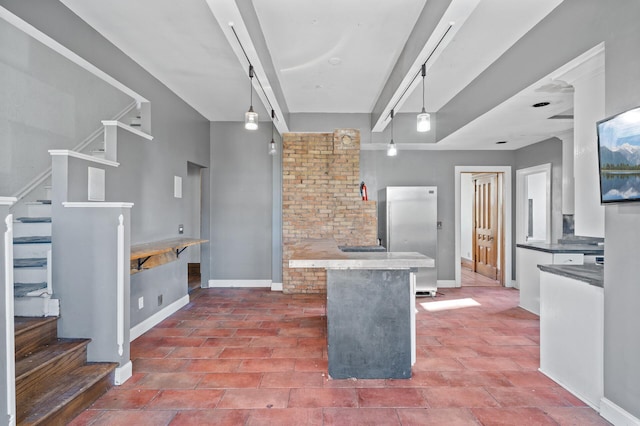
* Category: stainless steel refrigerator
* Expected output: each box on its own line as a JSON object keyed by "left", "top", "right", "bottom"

{"left": 378, "top": 186, "right": 438, "bottom": 296}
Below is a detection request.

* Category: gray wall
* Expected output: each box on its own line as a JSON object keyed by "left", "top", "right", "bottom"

{"left": 0, "top": 17, "right": 131, "bottom": 196}
{"left": 209, "top": 122, "right": 273, "bottom": 281}
{"left": 2, "top": 1, "right": 211, "bottom": 329}
{"left": 514, "top": 137, "right": 564, "bottom": 243}
{"left": 362, "top": 149, "right": 516, "bottom": 281}
{"left": 599, "top": 0, "right": 640, "bottom": 419}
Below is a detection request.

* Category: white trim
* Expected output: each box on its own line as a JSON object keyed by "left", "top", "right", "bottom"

{"left": 102, "top": 121, "right": 154, "bottom": 141}
{"left": 63, "top": 202, "right": 134, "bottom": 209}
{"left": 516, "top": 163, "right": 552, "bottom": 244}
{"left": 0, "top": 7, "right": 148, "bottom": 106}
{"left": 0, "top": 197, "right": 17, "bottom": 206}
{"left": 129, "top": 295, "right": 189, "bottom": 341}
{"left": 454, "top": 166, "right": 512, "bottom": 288}
{"left": 49, "top": 150, "right": 119, "bottom": 167}
{"left": 437, "top": 279, "right": 457, "bottom": 288}
{"left": 116, "top": 215, "right": 125, "bottom": 357}
{"left": 3, "top": 215, "right": 16, "bottom": 426}
{"left": 113, "top": 361, "right": 132, "bottom": 386}
{"left": 270, "top": 282, "right": 283, "bottom": 292}
{"left": 600, "top": 398, "right": 640, "bottom": 426}
{"left": 208, "top": 279, "right": 272, "bottom": 288}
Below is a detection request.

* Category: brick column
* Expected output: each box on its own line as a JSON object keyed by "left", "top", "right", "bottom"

{"left": 282, "top": 129, "right": 377, "bottom": 293}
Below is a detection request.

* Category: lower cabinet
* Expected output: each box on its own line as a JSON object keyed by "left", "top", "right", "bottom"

{"left": 539, "top": 270, "right": 603, "bottom": 410}
{"left": 516, "top": 247, "right": 583, "bottom": 315}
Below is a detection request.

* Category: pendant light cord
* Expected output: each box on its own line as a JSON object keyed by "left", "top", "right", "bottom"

{"left": 231, "top": 25, "right": 275, "bottom": 115}
{"left": 387, "top": 24, "right": 453, "bottom": 120}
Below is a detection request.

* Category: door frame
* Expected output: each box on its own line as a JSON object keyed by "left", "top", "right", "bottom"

{"left": 455, "top": 166, "right": 512, "bottom": 288}
{"left": 516, "top": 163, "right": 551, "bottom": 244}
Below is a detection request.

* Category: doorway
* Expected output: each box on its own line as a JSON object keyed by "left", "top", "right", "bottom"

{"left": 460, "top": 172, "right": 504, "bottom": 286}
{"left": 516, "top": 164, "right": 551, "bottom": 244}
{"left": 455, "top": 166, "right": 512, "bottom": 288}
{"left": 186, "top": 162, "right": 204, "bottom": 293}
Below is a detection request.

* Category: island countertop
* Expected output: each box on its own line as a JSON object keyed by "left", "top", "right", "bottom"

{"left": 288, "top": 239, "right": 434, "bottom": 269}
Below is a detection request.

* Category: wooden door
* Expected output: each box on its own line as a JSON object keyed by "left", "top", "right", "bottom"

{"left": 473, "top": 173, "right": 498, "bottom": 280}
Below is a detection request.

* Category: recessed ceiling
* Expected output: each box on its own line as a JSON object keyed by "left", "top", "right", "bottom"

{"left": 253, "top": 0, "right": 426, "bottom": 113}
{"left": 59, "top": 0, "right": 570, "bottom": 150}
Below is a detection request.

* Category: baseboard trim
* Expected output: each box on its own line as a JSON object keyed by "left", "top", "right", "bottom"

{"left": 600, "top": 397, "right": 640, "bottom": 426}
{"left": 461, "top": 257, "right": 473, "bottom": 270}
{"left": 208, "top": 279, "right": 272, "bottom": 288}
{"left": 271, "top": 282, "right": 283, "bottom": 291}
{"left": 437, "top": 280, "right": 458, "bottom": 288}
{"left": 130, "top": 295, "right": 189, "bottom": 341}
{"left": 114, "top": 360, "right": 132, "bottom": 385}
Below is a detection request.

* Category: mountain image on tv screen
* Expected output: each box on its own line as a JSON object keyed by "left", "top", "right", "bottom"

{"left": 597, "top": 107, "right": 640, "bottom": 203}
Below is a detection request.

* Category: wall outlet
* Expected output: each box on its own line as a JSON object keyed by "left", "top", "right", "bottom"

{"left": 178, "top": 224, "right": 184, "bottom": 234}
{"left": 158, "top": 294, "right": 163, "bottom": 306}
{"left": 138, "top": 297, "right": 144, "bottom": 310}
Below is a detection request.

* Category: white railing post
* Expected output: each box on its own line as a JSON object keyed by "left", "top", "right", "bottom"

{"left": 116, "top": 214, "right": 124, "bottom": 357}
{"left": 4, "top": 214, "right": 16, "bottom": 426}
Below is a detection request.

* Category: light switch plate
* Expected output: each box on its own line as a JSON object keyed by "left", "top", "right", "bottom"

{"left": 174, "top": 176, "right": 182, "bottom": 198}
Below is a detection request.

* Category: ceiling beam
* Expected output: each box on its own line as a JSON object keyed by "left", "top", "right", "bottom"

{"left": 370, "top": 0, "right": 480, "bottom": 133}
{"left": 205, "top": 0, "right": 290, "bottom": 134}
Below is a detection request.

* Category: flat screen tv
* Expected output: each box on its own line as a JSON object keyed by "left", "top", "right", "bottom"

{"left": 596, "top": 105, "right": 640, "bottom": 203}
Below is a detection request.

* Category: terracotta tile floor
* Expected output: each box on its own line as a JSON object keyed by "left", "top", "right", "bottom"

{"left": 70, "top": 287, "right": 611, "bottom": 425}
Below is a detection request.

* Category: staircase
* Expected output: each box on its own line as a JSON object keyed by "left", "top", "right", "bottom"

{"left": 14, "top": 316, "right": 117, "bottom": 425}
{"left": 13, "top": 193, "right": 59, "bottom": 317}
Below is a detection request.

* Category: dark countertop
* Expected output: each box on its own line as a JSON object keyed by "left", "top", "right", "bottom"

{"left": 516, "top": 242, "right": 604, "bottom": 255}
{"left": 537, "top": 263, "right": 604, "bottom": 288}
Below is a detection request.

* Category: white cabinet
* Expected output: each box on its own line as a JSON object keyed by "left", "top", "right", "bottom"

{"left": 516, "top": 247, "right": 583, "bottom": 315}
{"left": 539, "top": 270, "right": 603, "bottom": 410}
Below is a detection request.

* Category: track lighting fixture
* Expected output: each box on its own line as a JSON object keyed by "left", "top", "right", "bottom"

{"left": 387, "top": 109, "right": 397, "bottom": 157}
{"left": 269, "top": 109, "right": 277, "bottom": 155}
{"left": 417, "top": 64, "right": 431, "bottom": 132}
{"left": 245, "top": 65, "right": 258, "bottom": 130}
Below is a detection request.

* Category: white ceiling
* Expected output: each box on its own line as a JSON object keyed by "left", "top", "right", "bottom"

{"left": 59, "top": 0, "right": 570, "bottom": 150}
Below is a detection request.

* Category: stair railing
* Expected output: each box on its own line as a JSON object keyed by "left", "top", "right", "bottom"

{"left": 3, "top": 214, "right": 16, "bottom": 426}
{"left": 10, "top": 100, "right": 138, "bottom": 205}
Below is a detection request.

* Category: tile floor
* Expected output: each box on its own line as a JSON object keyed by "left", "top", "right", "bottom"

{"left": 70, "top": 286, "right": 610, "bottom": 425}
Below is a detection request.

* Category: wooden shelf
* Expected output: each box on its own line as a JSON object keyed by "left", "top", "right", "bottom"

{"left": 130, "top": 237, "right": 207, "bottom": 274}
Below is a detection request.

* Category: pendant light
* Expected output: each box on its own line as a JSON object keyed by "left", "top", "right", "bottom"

{"left": 417, "top": 64, "right": 431, "bottom": 132}
{"left": 387, "top": 109, "right": 397, "bottom": 157}
{"left": 245, "top": 65, "right": 258, "bottom": 130}
{"left": 268, "top": 109, "right": 277, "bottom": 155}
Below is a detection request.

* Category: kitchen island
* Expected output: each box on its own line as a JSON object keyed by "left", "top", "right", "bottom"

{"left": 289, "top": 239, "right": 434, "bottom": 379}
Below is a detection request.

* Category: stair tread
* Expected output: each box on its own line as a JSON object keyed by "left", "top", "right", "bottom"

{"left": 19, "top": 362, "right": 117, "bottom": 425}
{"left": 14, "top": 316, "right": 57, "bottom": 336}
{"left": 15, "top": 217, "right": 51, "bottom": 223}
{"left": 14, "top": 283, "right": 47, "bottom": 297}
{"left": 14, "top": 258, "right": 47, "bottom": 268}
{"left": 15, "top": 338, "right": 91, "bottom": 379}
{"left": 13, "top": 236, "right": 52, "bottom": 244}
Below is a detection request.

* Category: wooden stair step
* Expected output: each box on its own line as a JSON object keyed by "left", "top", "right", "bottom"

{"left": 14, "top": 316, "right": 58, "bottom": 359}
{"left": 16, "top": 338, "right": 91, "bottom": 402}
{"left": 17, "top": 362, "right": 117, "bottom": 426}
